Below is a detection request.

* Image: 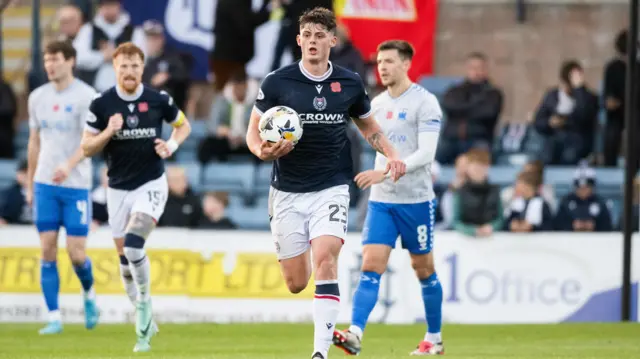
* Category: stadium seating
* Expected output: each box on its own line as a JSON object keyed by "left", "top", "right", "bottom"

{"left": 418, "top": 76, "right": 463, "bottom": 100}
{"left": 202, "top": 162, "right": 255, "bottom": 196}
{"left": 0, "top": 159, "right": 17, "bottom": 189}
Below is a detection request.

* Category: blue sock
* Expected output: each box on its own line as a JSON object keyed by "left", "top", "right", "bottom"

{"left": 351, "top": 271, "right": 382, "bottom": 332}
{"left": 40, "top": 260, "right": 60, "bottom": 313}
{"left": 420, "top": 272, "right": 443, "bottom": 336}
{"left": 73, "top": 258, "right": 94, "bottom": 292}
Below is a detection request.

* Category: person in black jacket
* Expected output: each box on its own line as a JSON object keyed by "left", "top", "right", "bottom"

{"left": 0, "top": 79, "right": 17, "bottom": 159}
{"left": 602, "top": 30, "right": 628, "bottom": 167}
{"left": 141, "top": 20, "right": 190, "bottom": 111}
{"left": 437, "top": 52, "right": 503, "bottom": 164}
{"left": 211, "top": 0, "right": 276, "bottom": 94}
{"left": 554, "top": 165, "right": 612, "bottom": 232}
{"left": 534, "top": 60, "right": 599, "bottom": 165}
{"left": 0, "top": 160, "right": 32, "bottom": 225}
{"left": 198, "top": 192, "right": 237, "bottom": 229}
{"left": 158, "top": 166, "right": 201, "bottom": 228}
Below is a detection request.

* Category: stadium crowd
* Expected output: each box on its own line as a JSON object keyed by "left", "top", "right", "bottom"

{"left": 0, "top": 0, "right": 637, "bottom": 234}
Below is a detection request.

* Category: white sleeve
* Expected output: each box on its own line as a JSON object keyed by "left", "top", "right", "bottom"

{"left": 28, "top": 91, "right": 39, "bottom": 129}
{"left": 73, "top": 24, "right": 105, "bottom": 70}
{"left": 403, "top": 98, "right": 442, "bottom": 173}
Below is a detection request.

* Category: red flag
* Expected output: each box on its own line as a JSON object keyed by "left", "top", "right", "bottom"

{"left": 335, "top": 0, "right": 438, "bottom": 82}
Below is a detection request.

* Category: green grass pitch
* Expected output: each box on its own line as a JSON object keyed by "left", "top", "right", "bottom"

{"left": 1, "top": 323, "right": 639, "bottom": 358}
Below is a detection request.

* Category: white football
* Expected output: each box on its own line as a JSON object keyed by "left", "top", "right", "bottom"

{"left": 258, "top": 106, "right": 303, "bottom": 144}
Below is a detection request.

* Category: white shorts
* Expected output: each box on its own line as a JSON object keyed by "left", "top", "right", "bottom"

{"left": 106, "top": 174, "right": 169, "bottom": 238}
{"left": 269, "top": 184, "right": 350, "bottom": 260}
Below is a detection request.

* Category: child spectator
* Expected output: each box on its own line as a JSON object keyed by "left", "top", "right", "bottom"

{"left": 505, "top": 172, "right": 553, "bottom": 232}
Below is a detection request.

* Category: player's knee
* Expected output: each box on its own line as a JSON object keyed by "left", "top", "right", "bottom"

{"left": 40, "top": 245, "right": 57, "bottom": 262}
{"left": 411, "top": 255, "right": 435, "bottom": 280}
{"left": 361, "top": 256, "right": 387, "bottom": 275}
{"left": 285, "top": 277, "right": 309, "bottom": 294}
{"left": 123, "top": 233, "right": 146, "bottom": 263}
{"left": 39, "top": 232, "right": 58, "bottom": 261}
{"left": 67, "top": 247, "right": 86, "bottom": 266}
{"left": 314, "top": 253, "right": 338, "bottom": 280}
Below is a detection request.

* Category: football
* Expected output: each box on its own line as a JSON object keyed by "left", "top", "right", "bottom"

{"left": 258, "top": 106, "right": 303, "bottom": 144}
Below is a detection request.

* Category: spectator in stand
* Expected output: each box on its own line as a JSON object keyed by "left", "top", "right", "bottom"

{"left": 141, "top": 20, "right": 190, "bottom": 111}
{"left": 55, "top": 5, "right": 84, "bottom": 42}
{"left": 0, "top": 160, "right": 32, "bottom": 225}
{"left": 505, "top": 172, "right": 554, "bottom": 233}
{"left": 555, "top": 164, "right": 613, "bottom": 232}
{"left": 211, "top": 0, "right": 276, "bottom": 103}
{"left": 73, "top": 0, "right": 145, "bottom": 92}
{"left": 198, "top": 73, "right": 256, "bottom": 163}
{"left": 451, "top": 149, "right": 503, "bottom": 237}
{"left": 0, "top": 77, "right": 17, "bottom": 159}
{"left": 330, "top": 23, "right": 366, "bottom": 78}
{"left": 603, "top": 29, "right": 628, "bottom": 167}
{"left": 501, "top": 159, "right": 557, "bottom": 214}
{"left": 534, "top": 60, "right": 599, "bottom": 165}
{"left": 437, "top": 52, "right": 503, "bottom": 164}
{"left": 198, "top": 192, "right": 237, "bottom": 229}
{"left": 439, "top": 153, "right": 468, "bottom": 229}
{"left": 91, "top": 166, "right": 109, "bottom": 230}
{"left": 158, "top": 166, "right": 201, "bottom": 228}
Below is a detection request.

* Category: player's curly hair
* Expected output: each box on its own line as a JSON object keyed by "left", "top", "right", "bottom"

{"left": 299, "top": 7, "right": 336, "bottom": 33}
{"left": 113, "top": 42, "right": 145, "bottom": 62}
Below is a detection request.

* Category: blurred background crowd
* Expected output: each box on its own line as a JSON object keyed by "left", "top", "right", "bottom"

{"left": 0, "top": 0, "right": 637, "bottom": 235}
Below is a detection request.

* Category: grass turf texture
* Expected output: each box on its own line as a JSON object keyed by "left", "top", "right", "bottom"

{"left": 1, "top": 323, "right": 639, "bottom": 358}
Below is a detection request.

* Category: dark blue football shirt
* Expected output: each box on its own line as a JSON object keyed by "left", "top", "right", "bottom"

{"left": 255, "top": 61, "right": 372, "bottom": 193}
{"left": 85, "top": 85, "right": 182, "bottom": 190}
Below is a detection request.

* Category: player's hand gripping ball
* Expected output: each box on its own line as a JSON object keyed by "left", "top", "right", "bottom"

{"left": 259, "top": 106, "right": 303, "bottom": 144}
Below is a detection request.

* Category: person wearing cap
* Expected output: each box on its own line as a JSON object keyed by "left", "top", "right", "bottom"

{"left": 141, "top": 20, "right": 189, "bottom": 110}
{"left": 0, "top": 160, "right": 32, "bottom": 225}
{"left": 73, "top": 0, "right": 145, "bottom": 92}
{"left": 554, "top": 165, "right": 613, "bottom": 232}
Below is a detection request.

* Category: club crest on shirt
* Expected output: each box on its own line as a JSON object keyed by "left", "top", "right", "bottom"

{"left": 127, "top": 115, "right": 139, "bottom": 128}
{"left": 313, "top": 96, "right": 327, "bottom": 111}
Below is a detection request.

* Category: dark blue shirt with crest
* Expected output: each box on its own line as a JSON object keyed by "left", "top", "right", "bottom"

{"left": 255, "top": 62, "right": 372, "bottom": 193}
{"left": 86, "top": 85, "right": 181, "bottom": 190}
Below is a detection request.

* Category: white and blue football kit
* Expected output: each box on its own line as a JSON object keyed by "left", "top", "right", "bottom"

{"left": 28, "top": 79, "right": 98, "bottom": 335}
{"left": 363, "top": 84, "right": 441, "bottom": 254}
{"left": 335, "top": 83, "right": 444, "bottom": 356}
{"left": 29, "top": 80, "right": 96, "bottom": 236}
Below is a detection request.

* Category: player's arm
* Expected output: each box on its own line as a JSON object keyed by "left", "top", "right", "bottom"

{"left": 352, "top": 115, "right": 399, "bottom": 159}
{"left": 81, "top": 98, "right": 120, "bottom": 157}
{"left": 402, "top": 100, "right": 442, "bottom": 173}
{"left": 155, "top": 91, "right": 192, "bottom": 159}
{"left": 25, "top": 94, "right": 40, "bottom": 204}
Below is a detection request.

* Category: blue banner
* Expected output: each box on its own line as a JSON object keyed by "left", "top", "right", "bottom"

{"left": 123, "top": 0, "right": 215, "bottom": 81}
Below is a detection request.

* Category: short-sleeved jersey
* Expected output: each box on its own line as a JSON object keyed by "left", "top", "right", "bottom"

{"left": 85, "top": 85, "right": 182, "bottom": 190}
{"left": 255, "top": 61, "right": 372, "bottom": 193}
{"left": 29, "top": 79, "right": 96, "bottom": 189}
{"left": 369, "top": 84, "right": 442, "bottom": 204}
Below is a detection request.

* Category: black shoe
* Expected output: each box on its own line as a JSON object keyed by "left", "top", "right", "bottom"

{"left": 312, "top": 352, "right": 325, "bottom": 359}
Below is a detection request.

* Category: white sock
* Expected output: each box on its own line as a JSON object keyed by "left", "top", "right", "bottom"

{"left": 123, "top": 247, "right": 151, "bottom": 302}
{"left": 425, "top": 332, "right": 442, "bottom": 344}
{"left": 119, "top": 263, "right": 138, "bottom": 306}
{"left": 348, "top": 325, "right": 363, "bottom": 340}
{"left": 314, "top": 280, "right": 341, "bottom": 358}
{"left": 84, "top": 287, "right": 96, "bottom": 300}
{"left": 49, "top": 310, "right": 61, "bottom": 322}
